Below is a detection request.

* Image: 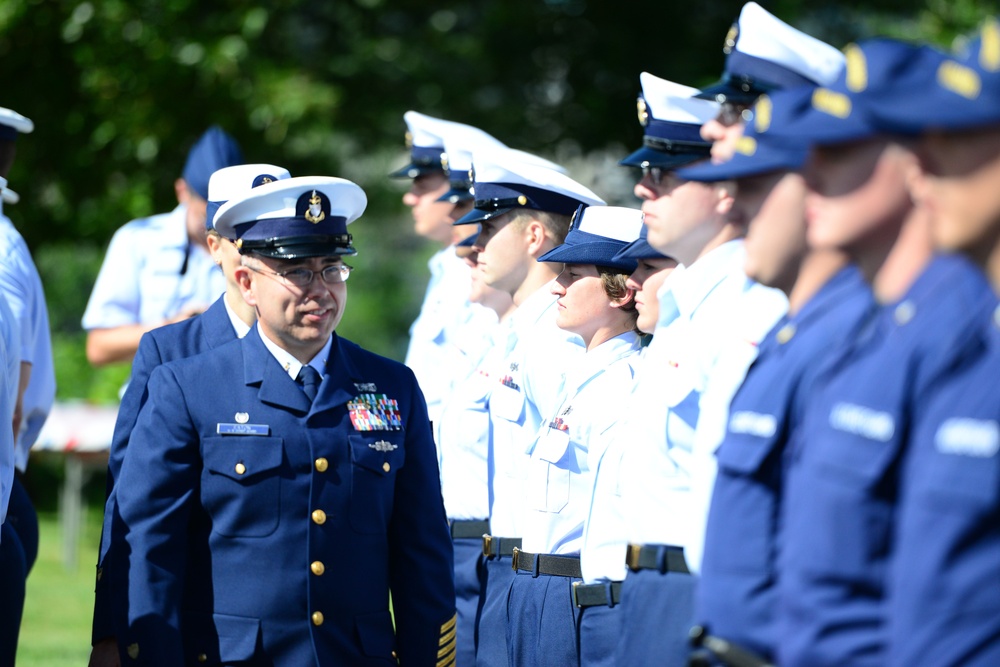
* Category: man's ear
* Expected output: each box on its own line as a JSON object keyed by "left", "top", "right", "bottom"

{"left": 524, "top": 218, "right": 549, "bottom": 256}
{"left": 715, "top": 181, "right": 736, "bottom": 216}
{"left": 235, "top": 264, "right": 256, "bottom": 306}
{"left": 612, "top": 287, "right": 636, "bottom": 309}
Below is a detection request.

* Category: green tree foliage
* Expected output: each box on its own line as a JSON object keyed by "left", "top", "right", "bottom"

{"left": 0, "top": 0, "right": 994, "bottom": 401}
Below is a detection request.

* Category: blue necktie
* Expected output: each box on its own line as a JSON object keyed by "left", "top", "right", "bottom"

{"left": 296, "top": 365, "right": 322, "bottom": 402}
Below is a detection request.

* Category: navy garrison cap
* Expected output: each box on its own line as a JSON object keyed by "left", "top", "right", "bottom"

{"left": 613, "top": 224, "right": 673, "bottom": 262}
{"left": 621, "top": 74, "right": 717, "bottom": 170}
{"left": 866, "top": 18, "right": 1000, "bottom": 134}
{"left": 696, "top": 2, "right": 844, "bottom": 105}
{"left": 538, "top": 205, "right": 644, "bottom": 272}
{"left": 678, "top": 92, "right": 808, "bottom": 182}
{"left": 456, "top": 148, "right": 605, "bottom": 225}
{"left": 207, "top": 163, "right": 292, "bottom": 233}
{"left": 182, "top": 126, "right": 244, "bottom": 200}
{"left": 215, "top": 176, "right": 367, "bottom": 259}
{"left": 766, "top": 38, "right": 947, "bottom": 147}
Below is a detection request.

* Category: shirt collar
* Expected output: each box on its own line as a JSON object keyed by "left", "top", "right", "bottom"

{"left": 656, "top": 240, "right": 746, "bottom": 328}
{"left": 255, "top": 324, "right": 333, "bottom": 380}
{"left": 223, "top": 293, "right": 253, "bottom": 339}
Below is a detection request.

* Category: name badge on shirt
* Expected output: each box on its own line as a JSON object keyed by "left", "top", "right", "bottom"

{"left": 217, "top": 423, "right": 270, "bottom": 436}
{"left": 828, "top": 402, "right": 895, "bottom": 442}
{"left": 936, "top": 418, "right": 1000, "bottom": 457}
{"left": 348, "top": 393, "right": 403, "bottom": 431}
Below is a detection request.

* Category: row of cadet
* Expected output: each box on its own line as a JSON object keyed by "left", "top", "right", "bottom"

{"left": 392, "top": 4, "right": 1000, "bottom": 667}
{"left": 69, "top": 2, "right": 1000, "bottom": 666}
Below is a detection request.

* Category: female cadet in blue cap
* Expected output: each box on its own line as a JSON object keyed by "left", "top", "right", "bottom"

{"left": 760, "top": 39, "right": 996, "bottom": 667}
{"left": 503, "top": 205, "right": 643, "bottom": 667}
{"left": 859, "top": 19, "right": 1000, "bottom": 667}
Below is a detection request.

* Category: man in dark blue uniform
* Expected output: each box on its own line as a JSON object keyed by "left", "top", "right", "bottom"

{"left": 89, "top": 164, "right": 292, "bottom": 667}
{"left": 679, "top": 92, "right": 874, "bottom": 663}
{"left": 862, "top": 19, "right": 1000, "bottom": 666}
{"left": 114, "top": 175, "right": 456, "bottom": 665}
{"left": 764, "top": 39, "right": 995, "bottom": 666}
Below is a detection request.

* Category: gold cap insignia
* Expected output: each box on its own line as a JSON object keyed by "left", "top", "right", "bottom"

{"left": 441, "top": 153, "right": 449, "bottom": 171}
{"left": 754, "top": 95, "right": 772, "bottom": 133}
{"left": 812, "top": 88, "right": 852, "bottom": 119}
{"left": 734, "top": 136, "right": 757, "bottom": 157}
{"left": 981, "top": 18, "right": 1000, "bottom": 71}
{"left": 305, "top": 190, "right": 326, "bottom": 224}
{"left": 844, "top": 44, "right": 868, "bottom": 92}
{"left": 637, "top": 96, "right": 649, "bottom": 127}
{"left": 938, "top": 61, "right": 981, "bottom": 100}
{"left": 235, "top": 238, "right": 243, "bottom": 250}
{"left": 723, "top": 23, "right": 739, "bottom": 55}
{"left": 404, "top": 131, "right": 413, "bottom": 149}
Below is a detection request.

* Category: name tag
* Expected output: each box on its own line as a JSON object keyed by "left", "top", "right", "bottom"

{"left": 729, "top": 411, "right": 778, "bottom": 438}
{"left": 829, "top": 402, "right": 895, "bottom": 442}
{"left": 217, "top": 423, "right": 270, "bottom": 436}
{"left": 936, "top": 418, "right": 1000, "bottom": 457}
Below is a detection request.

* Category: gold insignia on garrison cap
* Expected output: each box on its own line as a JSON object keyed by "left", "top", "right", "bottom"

{"left": 938, "top": 61, "right": 981, "bottom": 99}
{"left": 812, "top": 89, "right": 852, "bottom": 119}
{"left": 734, "top": 136, "right": 757, "bottom": 157}
{"left": 844, "top": 44, "right": 868, "bottom": 92}
{"left": 981, "top": 19, "right": 1000, "bottom": 71}
{"left": 754, "top": 95, "right": 772, "bottom": 133}
{"left": 637, "top": 96, "right": 649, "bottom": 126}
{"left": 723, "top": 23, "right": 739, "bottom": 54}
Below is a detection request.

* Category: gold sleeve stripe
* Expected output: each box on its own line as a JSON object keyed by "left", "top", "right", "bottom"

{"left": 436, "top": 645, "right": 456, "bottom": 667}
{"left": 440, "top": 613, "right": 457, "bottom": 634}
{"left": 437, "top": 640, "right": 457, "bottom": 659}
{"left": 438, "top": 626, "right": 457, "bottom": 646}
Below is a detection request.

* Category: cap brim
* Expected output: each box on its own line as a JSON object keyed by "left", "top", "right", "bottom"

{"left": 613, "top": 237, "right": 668, "bottom": 261}
{"left": 243, "top": 240, "right": 357, "bottom": 259}
{"left": 436, "top": 186, "right": 474, "bottom": 204}
{"left": 2, "top": 188, "right": 19, "bottom": 204}
{"left": 678, "top": 149, "right": 806, "bottom": 182}
{"left": 695, "top": 79, "right": 763, "bottom": 106}
{"left": 388, "top": 162, "right": 446, "bottom": 179}
{"left": 537, "top": 241, "right": 637, "bottom": 271}
{"left": 620, "top": 146, "right": 711, "bottom": 169}
{"left": 453, "top": 206, "right": 514, "bottom": 226}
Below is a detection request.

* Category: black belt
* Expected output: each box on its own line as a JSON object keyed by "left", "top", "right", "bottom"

{"left": 450, "top": 519, "right": 490, "bottom": 540}
{"left": 482, "top": 535, "right": 522, "bottom": 558}
{"left": 572, "top": 581, "right": 622, "bottom": 608}
{"left": 625, "top": 543, "right": 690, "bottom": 574}
{"left": 511, "top": 548, "right": 582, "bottom": 578}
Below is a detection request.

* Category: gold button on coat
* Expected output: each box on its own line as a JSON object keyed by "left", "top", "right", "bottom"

{"left": 311, "top": 561, "right": 325, "bottom": 576}
{"left": 127, "top": 644, "right": 139, "bottom": 659}
{"left": 235, "top": 462, "right": 246, "bottom": 475}
{"left": 311, "top": 509, "right": 327, "bottom": 525}
{"left": 312, "top": 611, "right": 324, "bottom": 626}
{"left": 315, "top": 457, "right": 329, "bottom": 472}
{"left": 197, "top": 654, "right": 207, "bottom": 663}
{"left": 382, "top": 462, "right": 391, "bottom": 473}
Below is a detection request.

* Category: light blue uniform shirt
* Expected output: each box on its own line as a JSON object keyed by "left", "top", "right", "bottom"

{"left": 487, "top": 286, "right": 584, "bottom": 538}
{"left": 405, "top": 247, "right": 497, "bottom": 426}
{"left": 521, "top": 331, "right": 641, "bottom": 555}
{"left": 0, "top": 208, "right": 56, "bottom": 471}
{"left": 81, "top": 205, "right": 224, "bottom": 330}
{"left": 0, "top": 293, "right": 19, "bottom": 530}
{"left": 618, "top": 241, "right": 787, "bottom": 567}
{"left": 436, "top": 316, "right": 515, "bottom": 521}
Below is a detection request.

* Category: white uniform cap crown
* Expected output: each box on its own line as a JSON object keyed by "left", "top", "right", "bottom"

{"left": 640, "top": 73, "right": 720, "bottom": 124}
{"left": 736, "top": 2, "right": 845, "bottom": 86}
{"left": 575, "top": 206, "right": 644, "bottom": 243}
{"left": 0, "top": 107, "right": 34, "bottom": 134}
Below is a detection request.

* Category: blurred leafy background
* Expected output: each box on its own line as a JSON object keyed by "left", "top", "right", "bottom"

{"left": 0, "top": 0, "right": 995, "bottom": 661}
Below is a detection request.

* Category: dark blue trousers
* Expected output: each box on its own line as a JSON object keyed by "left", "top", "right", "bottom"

{"left": 453, "top": 537, "right": 487, "bottom": 666}
{"left": 615, "top": 567, "right": 696, "bottom": 666}
{"left": 476, "top": 554, "right": 515, "bottom": 667}
{"left": 506, "top": 569, "right": 582, "bottom": 666}
{"left": 0, "top": 522, "right": 26, "bottom": 667}
{"left": 579, "top": 595, "right": 623, "bottom": 667}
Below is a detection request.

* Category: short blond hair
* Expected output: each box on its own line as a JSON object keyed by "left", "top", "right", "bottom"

{"left": 508, "top": 209, "right": 573, "bottom": 245}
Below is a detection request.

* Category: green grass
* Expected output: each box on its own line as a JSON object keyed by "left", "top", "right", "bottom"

{"left": 17, "top": 510, "right": 103, "bottom": 666}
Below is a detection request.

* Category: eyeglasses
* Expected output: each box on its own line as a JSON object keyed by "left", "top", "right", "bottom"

{"left": 718, "top": 102, "right": 752, "bottom": 127}
{"left": 248, "top": 263, "right": 353, "bottom": 286}
{"left": 641, "top": 165, "right": 664, "bottom": 186}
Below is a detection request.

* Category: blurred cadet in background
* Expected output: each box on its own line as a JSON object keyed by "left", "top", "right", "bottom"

{"left": 0, "top": 105, "right": 55, "bottom": 667}
{"left": 81, "top": 125, "right": 242, "bottom": 367}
